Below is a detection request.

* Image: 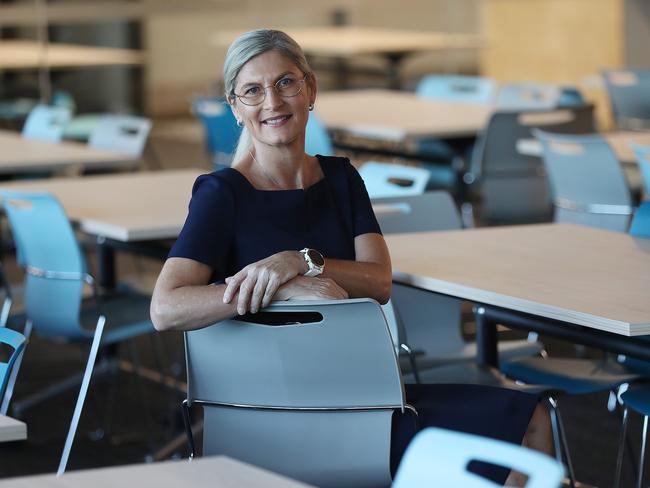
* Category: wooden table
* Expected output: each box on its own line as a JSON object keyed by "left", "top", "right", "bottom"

{"left": 212, "top": 27, "right": 482, "bottom": 89}
{"left": 0, "top": 40, "right": 143, "bottom": 70}
{"left": 0, "top": 130, "right": 139, "bottom": 175}
{"left": 516, "top": 131, "right": 650, "bottom": 164}
{"left": 317, "top": 89, "right": 492, "bottom": 140}
{"left": 0, "top": 169, "right": 203, "bottom": 287}
{"left": 0, "top": 415, "right": 26, "bottom": 443}
{"left": 385, "top": 224, "right": 650, "bottom": 364}
{"left": 0, "top": 169, "right": 202, "bottom": 241}
{"left": 0, "top": 456, "right": 313, "bottom": 487}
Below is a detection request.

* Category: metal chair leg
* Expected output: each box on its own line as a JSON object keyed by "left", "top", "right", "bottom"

{"left": 638, "top": 415, "right": 648, "bottom": 488}
{"left": 57, "top": 316, "right": 105, "bottom": 475}
{"left": 549, "top": 396, "right": 576, "bottom": 488}
{"left": 614, "top": 406, "right": 629, "bottom": 488}
{"left": 1, "top": 320, "right": 31, "bottom": 415}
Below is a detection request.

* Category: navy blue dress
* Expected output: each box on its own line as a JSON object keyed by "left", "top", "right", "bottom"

{"left": 170, "top": 155, "right": 538, "bottom": 484}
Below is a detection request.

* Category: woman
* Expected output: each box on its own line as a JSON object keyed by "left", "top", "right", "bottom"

{"left": 151, "top": 29, "right": 551, "bottom": 486}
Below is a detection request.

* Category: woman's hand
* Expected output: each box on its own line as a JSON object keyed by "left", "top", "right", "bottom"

{"left": 223, "top": 250, "right": 306, "bottom": 314}
{"left": 274, "top": 276, "right": 349, "bottom": 301}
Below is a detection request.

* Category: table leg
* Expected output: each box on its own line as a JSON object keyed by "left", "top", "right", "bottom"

{"left": 475, "top": 305, "right": 499, "bottom": 367}
{"left": 96, "top": 236, "right": 116, "bottom": 290}
{"left": 386, "top": 53, "right": 407, "bottom": 90}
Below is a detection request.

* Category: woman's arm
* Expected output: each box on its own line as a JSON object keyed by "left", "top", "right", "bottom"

{"left": 320, "top": 233, "right": 392, "bottom": 304}
{"left": 150, "top": 257, "right": 238, "bottom": 332}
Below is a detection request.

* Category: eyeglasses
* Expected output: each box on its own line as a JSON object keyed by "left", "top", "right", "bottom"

{"left": 234, "top": 75, "right": 307, "bottom": 106}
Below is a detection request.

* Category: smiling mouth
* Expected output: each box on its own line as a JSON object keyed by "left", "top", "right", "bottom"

{"left": 262, "top": 114, "right": 292, "bottom": 126}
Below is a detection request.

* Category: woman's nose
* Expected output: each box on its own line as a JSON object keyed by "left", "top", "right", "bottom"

{"left": 263, "top": 86, "right": 283, "bottom": 109}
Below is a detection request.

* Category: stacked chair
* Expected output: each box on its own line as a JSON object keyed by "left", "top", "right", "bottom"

{"left": 0, "top": 191, "right": 155, "bottom": 474}
{"left": 465, "top": 104, "right": 595, "bottom": 225}
{"left": 602, "top": 69, "right": 650, "bottom": 130}
{"left": 534, "top": 130, "right": 633, "bottom": 232}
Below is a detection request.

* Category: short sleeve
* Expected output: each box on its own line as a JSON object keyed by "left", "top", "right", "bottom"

{"left": 345, "top": 161, "right": 382, "bottom": 236}
{"left": 168, "top": 173, "right": 235, "bottom": 275}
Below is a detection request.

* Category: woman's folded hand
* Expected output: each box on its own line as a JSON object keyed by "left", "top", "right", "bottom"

{"left": 274, "top": 276, "right": 349, "bottom": 302}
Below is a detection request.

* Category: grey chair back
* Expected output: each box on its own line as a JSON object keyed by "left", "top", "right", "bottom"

{"left": 534, "top": 129, "right": 633, "bottom": 232}
{"left": 184, "top": 299, "right": 405, "bottom": 488}
{"left": 602, "top": 69, "right": 650, "bottom": 130}
{"left": 468, "top": 105, "right": 595, "bottom": 224}
{"left": 373, "top": 191, "right": 461, "bottom": 234}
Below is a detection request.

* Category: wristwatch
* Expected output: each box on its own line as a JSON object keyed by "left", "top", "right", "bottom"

{"left": 300, "top": 248, "right": 325, "bottom": 277}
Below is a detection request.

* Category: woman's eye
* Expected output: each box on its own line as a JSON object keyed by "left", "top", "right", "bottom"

{"left": 245, "top": 86, "right": 260, "bottom": 96}
{"left": 277, "top": 78, "right": 294, "bottom": 88}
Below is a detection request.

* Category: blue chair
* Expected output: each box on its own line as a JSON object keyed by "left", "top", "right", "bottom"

{"left": 393, "top": 427, "right": 565, "bottom": 488}
{"left": 0, "top": 327, "right": 26, "bottom": 416}
{"left": 602, "top": 69, "right": 650, "bottom": 130}
{"left": 630, "top": 201, "right": 650, "bottom": 238}
{"left": 88, "top": 114, "right": 152, "bottom": 158}
{"left": 359, "top": 162, "right": 430, "bottom": 198}
{"left": 633, "top": 144, "right": 650, "bottom": 201}
{"left": 534, "top": 130, "right": 633, "bottom": 232}
{"left": 414, "top": 75, "right": 497, "bottom": 189}
{"left": 21, "top": 104, "right": 72, "bottom": 142}
{"left": 496, "top": 82, "right": 561, "bottom": 111}
{"left": 0, "top": 191, "right": 154, "bottom": 474}
{"left": 184, "top": 299, "right": 406, "bottom": 487}
{"left": 192, "top": 97, "right": 242, "bottom": 168}
{"left": 306, "top": 111, "right": 335, "bottom": 156}
{"left": 416, "top": 75, "right": 497, "bottom": 104}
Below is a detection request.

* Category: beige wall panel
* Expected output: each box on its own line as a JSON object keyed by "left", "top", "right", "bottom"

{"left": 145, "top": 0, "right": 482, "bottom": 115}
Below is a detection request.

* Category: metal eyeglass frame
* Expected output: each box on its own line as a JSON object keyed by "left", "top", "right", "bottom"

{"left": 233, "top": 75, "right": 308, "bottom": 106}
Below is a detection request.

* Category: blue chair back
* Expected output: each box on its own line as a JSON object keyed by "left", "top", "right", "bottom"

{"left": 0, "top": 192, "right": 87, "bottom": 340}
{"left": 534, "top": 130, "right": 633, "bottom": 232}
{"left": 192, "top": 97, "right": 241, "bottom": 167}
{"left": 630, "top": 201, "right": 650, "bottom": 238}
{"left": 88, "top": 114, "right": 152, "bottom": 157}
{"left": 185, "top": 299, "right": 404, "bottom": 488}
{"left": 557, "top": 86, "right": 586, "bottom": 107}
{"left": 359, "top": 162, "right": 430, "bottom": 198}
{"left": 22, "top": 104, "right": 72, "bottom": 142}
{"left": 602, "top": 69, "right": 650, "bottom": 130}
{"left": 416, "top": 75, "right": 496, "bottom": 104}
{"left": 496, "top": 82, "right": 561, "bottom": 111}
{"left": 633, "top": 144, "right": 650, "bottom": 200}
{"left": 306, "top": 111, "right": 334, "bottom": 156}
{"left": 392, "top": 427, "right": 565, "bottom": 488}
{"left": 0, "top": 327, "right": 26, "bottom": 407}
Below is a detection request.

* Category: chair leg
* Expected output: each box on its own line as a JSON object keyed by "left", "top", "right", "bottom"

{"left": 57, "top": 316, "right": 106, "bottom": 475}
{"left": 548, "top": 396, "right": 576, "bottom": 488}
{"left": 126, "top": 338, "right": 156, "bottom": 453}
{"left": 638, "top": 415, "right": 648, "bottom": 488}
{"left": 614, "top": 406, "right": 629, "bottom": 488}
{"left": 1, "top": 320, "right": 32, "bottom": 415}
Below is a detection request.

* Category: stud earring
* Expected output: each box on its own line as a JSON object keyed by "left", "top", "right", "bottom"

{"left": 308, "top": 103, "right": 314, "bottom": 111}
{"left": 236, "top": 119, "right": 243, "bottom": 127}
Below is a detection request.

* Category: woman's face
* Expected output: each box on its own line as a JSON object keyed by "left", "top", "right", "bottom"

{"left": 229, "top": 50, "right": 316, "bottom": 150}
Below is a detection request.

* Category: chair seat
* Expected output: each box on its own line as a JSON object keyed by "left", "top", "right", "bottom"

{"left": 401, "top": 338, "right": 544, "bottom": 372}
{"left": 621, "top": 385, "right": 650, "bottom": 416}
{"left": 407, "top": 362, "right": 558, "bottom": 397}
{"left": 502, "top": 357, "right": 640, "bottom": 395}
{"left": 77, "top": 292, "right": 154, "bottom": 345}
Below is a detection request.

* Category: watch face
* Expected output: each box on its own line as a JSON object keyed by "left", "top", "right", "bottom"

{"left": 307, "top": 249, "right": 324, "bottom": 267}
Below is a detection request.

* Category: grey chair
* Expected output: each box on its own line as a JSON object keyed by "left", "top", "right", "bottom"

{"left": 466, "top": 104, "right": 596, "bottom": 224}
{"left": 496, "top": 82, "right": 561, "bottom": 111}
{"left": 373, "top": 192, "right": 544, "bottom": 380}
{"left": 534, "top": 130, "right": 633, "bottom": 232}
{"left": 183, "top": 299, "right": 407, "bottom": 488}
{"left": 602, "top": 69, "right": 650, "bottom": 130}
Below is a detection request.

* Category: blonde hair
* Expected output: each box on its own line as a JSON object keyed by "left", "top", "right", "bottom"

{"left": 223, "top": 29, "right": 313, "bottom": 164}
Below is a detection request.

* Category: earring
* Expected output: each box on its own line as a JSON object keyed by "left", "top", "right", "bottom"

{"left": 308, "top": 103, "right": 314, "bottom": 111}
{"left": 236, "top": 119, "right": 243, "bottom": 127}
